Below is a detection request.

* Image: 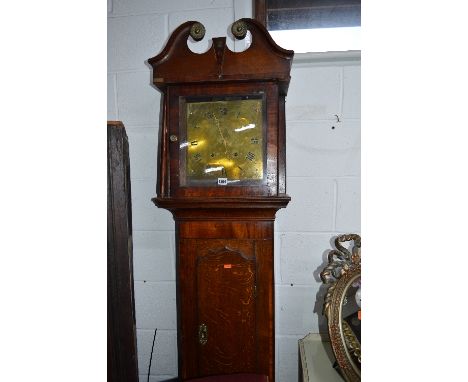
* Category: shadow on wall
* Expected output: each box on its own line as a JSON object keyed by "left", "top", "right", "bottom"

{"left": 313, "top": 235, "right": 353, "bottom": 338}
{"left": 312, "top": 235, "right": 341, "bottom": 368}
{"left": 313, "top": 248, "right": 333, "bottom": 338}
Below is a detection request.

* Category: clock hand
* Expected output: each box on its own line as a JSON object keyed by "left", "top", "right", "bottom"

{"left": 213, "top": 114, "right": 228, "bottom": 155}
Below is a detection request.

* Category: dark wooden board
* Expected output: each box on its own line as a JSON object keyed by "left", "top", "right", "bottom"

{"left": 107, "top": 121, "right": 139, "bottom": 382}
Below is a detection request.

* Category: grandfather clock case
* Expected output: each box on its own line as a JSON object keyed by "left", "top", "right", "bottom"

{"left": 149, "top": 19, "right": 293, "bottom": 381}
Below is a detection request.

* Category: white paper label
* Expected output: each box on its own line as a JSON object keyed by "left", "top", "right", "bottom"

{"left": 217, "top": 178, "right": 228, "bottom": 185}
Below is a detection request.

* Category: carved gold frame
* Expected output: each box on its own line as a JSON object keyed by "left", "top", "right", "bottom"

{"left": 321, "top": 234, "right": 361, "bottom": 382}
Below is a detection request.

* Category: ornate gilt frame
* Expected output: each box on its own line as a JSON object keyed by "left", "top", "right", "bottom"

{"left": 321, "top": 234, "right": 361, "bottom": 382}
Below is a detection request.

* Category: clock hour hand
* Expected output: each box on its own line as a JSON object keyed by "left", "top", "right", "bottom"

{"left": 213, "top": 114, "right": 228, "bottom": 155}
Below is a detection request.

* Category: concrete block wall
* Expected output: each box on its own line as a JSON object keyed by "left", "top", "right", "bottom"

{"left": 108, "top": 1, "right": 360, "bottom": 381}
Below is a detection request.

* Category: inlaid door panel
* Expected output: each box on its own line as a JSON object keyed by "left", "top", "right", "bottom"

{"left": 196, "top": 240, "right": 257, "bottom": 376}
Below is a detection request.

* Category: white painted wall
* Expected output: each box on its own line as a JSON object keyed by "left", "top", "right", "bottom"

{"left": 108, "top": 1, "right": 360, "bottom": 381}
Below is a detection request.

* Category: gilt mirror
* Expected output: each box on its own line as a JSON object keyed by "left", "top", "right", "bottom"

{"left": 321, "top": 234, "right": 361, "bottom": 382}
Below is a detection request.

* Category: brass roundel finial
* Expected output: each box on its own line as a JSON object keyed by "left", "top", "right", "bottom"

{"left": 190, "top": 22, "right": 205, "bottom": 41}
{"left": 231, "top": 20, "right": 247, "bottom": 39}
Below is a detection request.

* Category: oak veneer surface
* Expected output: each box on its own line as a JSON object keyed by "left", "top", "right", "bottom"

{"left": 197, "top": 241, "right": 257, "bottom": 375}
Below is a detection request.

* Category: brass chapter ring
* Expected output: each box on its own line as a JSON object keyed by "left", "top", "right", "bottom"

{"left": 231, "top": 20, "right": 247, "bottom": 39}
{"left": 190, "top": 22, "right": 205, "bottom": 41}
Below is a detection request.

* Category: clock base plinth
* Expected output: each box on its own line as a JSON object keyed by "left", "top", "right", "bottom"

{"left": 154, "top": 196, "right": 289, "bottom": 382}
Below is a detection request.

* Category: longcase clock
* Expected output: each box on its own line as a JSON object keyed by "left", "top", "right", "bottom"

{"left": 148, "top": 18, "right": 293, "bottom": 381}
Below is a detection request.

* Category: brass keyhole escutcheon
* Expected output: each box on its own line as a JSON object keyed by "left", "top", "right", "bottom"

{"left": 198, "top": 323, "right": 208, "bottom": 345}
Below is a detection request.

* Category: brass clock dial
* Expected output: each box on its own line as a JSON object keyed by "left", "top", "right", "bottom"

{"left": 183, "top": 97, "right": 264, "bottom": 184}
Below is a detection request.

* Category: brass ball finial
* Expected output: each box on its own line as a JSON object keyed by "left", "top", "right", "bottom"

{"left": 231, "top": 20, "right": 247, "bottom": 40}
{"left": 190, "top": 22, "right": 205, "bottom": 41}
